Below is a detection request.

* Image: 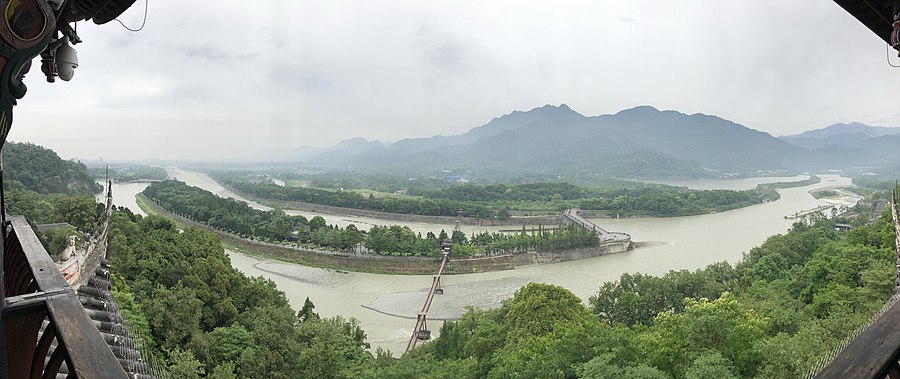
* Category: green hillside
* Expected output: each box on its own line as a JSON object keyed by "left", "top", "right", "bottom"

{"left": 3, "top": 142, "right": 101, "bottom": 195}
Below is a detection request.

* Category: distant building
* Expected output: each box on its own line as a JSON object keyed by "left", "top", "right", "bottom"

{"left": 834, "top": 223, "right": 852, "bottom": 232}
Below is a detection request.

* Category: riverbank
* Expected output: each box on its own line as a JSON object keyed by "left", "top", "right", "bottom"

{"left": 138, "top": 193, "right": 632, "bottom": 274}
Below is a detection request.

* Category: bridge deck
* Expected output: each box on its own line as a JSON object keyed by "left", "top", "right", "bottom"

{"left": 405, "top": 248, "right": 450, "bottom": 352}
{"left": 564, "top": 209, "right": 631, "bottom": 243}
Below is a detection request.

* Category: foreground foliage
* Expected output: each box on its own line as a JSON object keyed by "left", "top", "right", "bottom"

{"left": 31, "top": 191, "right": 893, "bottom": 378}
{"left": 388, "top": 215, "right": 895, "bottom": 378}
{"left": 108, "top": 212, "right": 374, "bottom": 378}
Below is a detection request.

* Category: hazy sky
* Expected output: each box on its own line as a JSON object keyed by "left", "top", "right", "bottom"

{"left": 7, "top": 1, "right": 900, "bottom": 160}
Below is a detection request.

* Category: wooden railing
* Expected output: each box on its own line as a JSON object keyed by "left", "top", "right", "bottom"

{"left": 814, "top": 189, "right": 900, "bottom": 378}
{"left": 1, "top": 215, "right": 126, "bottom": 378}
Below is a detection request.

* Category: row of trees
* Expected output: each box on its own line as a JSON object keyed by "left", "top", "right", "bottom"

{"left": 362, "top": 224, "right": 600, "bottom": 257}
{"left": 144, "top": 180, "right": 600, "bottom": 258}
{"left": 144, "top": 180, "right": 309, "bottom": 241}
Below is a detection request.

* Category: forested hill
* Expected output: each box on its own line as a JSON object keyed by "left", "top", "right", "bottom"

{"left": 2, "top": 142, "right": 101, "bottom": 195}
{"left": 298, "top": 104, "right": 810, "bottom": 177}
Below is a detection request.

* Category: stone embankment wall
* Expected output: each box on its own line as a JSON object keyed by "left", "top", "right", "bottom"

{"left": 509, "top": 242, "right": 633, "bottom": 266}
{"left": 140, "top": 194, "right": 632, "bottom": 274}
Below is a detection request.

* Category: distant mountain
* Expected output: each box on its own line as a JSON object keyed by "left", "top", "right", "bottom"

{"left": 778, "top": 122, "right": 900, "bottom": 167}
{"left": 781, "top": 122, "right": 900, "bottom": 140}
{"left": 259, "top": 106, "right": 900, "bottom": 177}
{"left": 301, "top": 104, "right": 814, "bottom": 177}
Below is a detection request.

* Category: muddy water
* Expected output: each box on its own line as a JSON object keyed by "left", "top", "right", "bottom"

{"left": 208, "top": 171, "right": 859, "bottom": 354}
{"left": 95, "top": 181, "right": 150, "bottom": 216}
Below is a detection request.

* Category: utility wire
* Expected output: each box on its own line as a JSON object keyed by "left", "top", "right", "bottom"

{"left": 888, "top": 44, "right": 900, "bottom": 68}
{"left": 114, "top": 0, "right": 148, "bottom": 32}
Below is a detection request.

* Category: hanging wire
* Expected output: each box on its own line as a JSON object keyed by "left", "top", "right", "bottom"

{"left": 114, "top": 0, "right": 149, "bottom": 32}
{"left": 888, "top": 44, "right": 900, "bottom": 68}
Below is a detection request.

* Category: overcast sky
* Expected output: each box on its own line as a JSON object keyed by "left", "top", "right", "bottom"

{"left": 7, "top": 1, "right": 900, "bottom": 160}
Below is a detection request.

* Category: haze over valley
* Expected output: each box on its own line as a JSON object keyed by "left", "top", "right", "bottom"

{"left": 3, "top": 2, "right": 900, "bottom": 378}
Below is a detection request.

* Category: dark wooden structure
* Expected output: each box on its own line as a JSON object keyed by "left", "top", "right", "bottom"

{"left": 2, "top": 216, "right": 126, "bottom": 378}
{"left": 833, "top": 0, "right": 899, "bottom": 47}
{"left": 0, "top": 1, "right": 139, "bottom": 378}
{"left": 815, "top": 2, "right": 900, "bottom": 376}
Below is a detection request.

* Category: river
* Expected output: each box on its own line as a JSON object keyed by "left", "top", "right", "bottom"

{"left": 95, "top": 181, "right": 150, "bottom": 216}
{"left": 103, "top": 169, "right": 860, "bottom": 354}
{"left": 633, "top": 175, "right": 811, "bottom": 190}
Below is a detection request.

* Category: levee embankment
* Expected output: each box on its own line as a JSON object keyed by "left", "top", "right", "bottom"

{"left": 223, "top": 184, "right": 565, "bottom": 226}
{"left": 139, "top": 194, "right": 632, "bottom": 274}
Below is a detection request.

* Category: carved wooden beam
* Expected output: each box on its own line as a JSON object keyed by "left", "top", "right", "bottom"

{"left": 0, "top": 0, "right": 137, "bottom": 150}
{"left": 0, "top": 0, "right": 57, "bottom": 150}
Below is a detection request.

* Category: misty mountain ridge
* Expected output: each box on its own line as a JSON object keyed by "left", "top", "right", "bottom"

{"left": 253, "top": 105, "right": 899, "bottom": 177}
{"left": 781, "top": 122, "right": 900, "bottom": 139}
{"left": 777, "top": 122, "right": 900, "bottom": 166}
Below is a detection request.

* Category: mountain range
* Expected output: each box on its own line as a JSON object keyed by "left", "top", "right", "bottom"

{"left": 252, "top": 105, "right": 900, "bottom": 177}
{"left": 778, "top": 122, "right": 900, "bottom": 165}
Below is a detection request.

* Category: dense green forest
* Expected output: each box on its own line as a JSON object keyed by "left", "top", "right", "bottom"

{"left": 107, "top": 212, "right": 377, "bottom": 378}
{"left": 89, "top": 163, "right": 168, "bottom": 182}
{"left": 143, "top": 180, "right": 598, "bottom": 257}
{"left": 2, "top": 141, "right": 101, "bottom": 195}
{"left": 212, "top": 172, "right": 777, "bottom": 218}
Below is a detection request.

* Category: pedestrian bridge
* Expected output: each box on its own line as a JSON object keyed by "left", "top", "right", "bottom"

{"left": 564, "top": 209, "right": 631, "bottom": 243}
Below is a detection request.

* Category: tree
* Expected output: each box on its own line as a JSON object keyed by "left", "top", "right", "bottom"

{"left": 578, "top": 355, "right": 669, "bottom": 379}
{"left": 167, "top": 348, "right": 204, "bottom": 379}
{"left": 639, "top": 293, "right": 766, "bottom": 377}
{"left": 299, "top": 297, "right": 319, "bottom": 322}
{"left": 206, "top": 325, "right": 252, "bottom": 369}
{"left": 505, "top": 282, "right": 592, "bottom": 341}
{"left": 50, "top": 194, "right": 99, "bottom": 231}
{"left": 207, "top": 362, "right": 238, "bottom": 379}
{"left": 684, "top": 351, "right": 738, "bottom": 379}
{"left": 309, "top": 215, "right": 327, "bottom": 231}
{"left": 143, "top": 285, "right": 203, "bottom": 351}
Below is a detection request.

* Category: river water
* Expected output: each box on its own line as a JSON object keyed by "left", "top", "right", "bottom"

{"left": 95, "top": 181, "right": 150, "bottom": 216}
{"left": 634, "top": 175, "right": 811, "bottom": 190}
{"left": 103, "top": 169, "right": 860, "bottom": 354}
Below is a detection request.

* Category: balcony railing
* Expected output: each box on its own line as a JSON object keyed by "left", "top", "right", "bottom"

{"left": 1, "top": 215, "right": 126, "bottom": 378}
